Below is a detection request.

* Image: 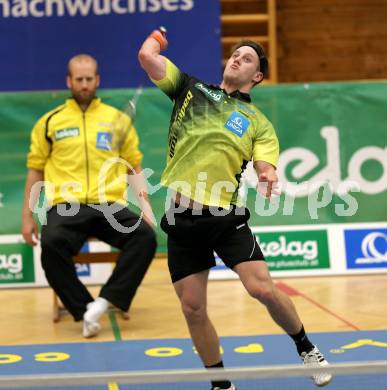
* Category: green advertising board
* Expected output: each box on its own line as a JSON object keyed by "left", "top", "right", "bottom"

{"left": 0, "top": 243, "right": 35, "bottom": 283}
{"left": 0, "top": 82, "right": 386, "bottom": 253}
{"left": 254, "top": 230, "right": 330, "bottom": 271}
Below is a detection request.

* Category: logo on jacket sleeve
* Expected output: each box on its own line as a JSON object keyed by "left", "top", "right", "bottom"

{"left": 224, "top": 111, "right": 250, "bottom": 137}
{"left": 96, "top": 132, "right": 112, "bottom": 150}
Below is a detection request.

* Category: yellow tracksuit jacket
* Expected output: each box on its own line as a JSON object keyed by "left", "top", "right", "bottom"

{"left": 27, "top": 98, "right": 143, "bottom": 205}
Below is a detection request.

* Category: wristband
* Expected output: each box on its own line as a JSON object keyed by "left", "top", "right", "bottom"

{"left": 149, "top": 30, "right": 167, "bottom": 50}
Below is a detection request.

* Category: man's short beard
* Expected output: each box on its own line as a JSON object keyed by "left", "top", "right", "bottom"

{"left": 72, "top": 91, "right": 95, "bottom": 106}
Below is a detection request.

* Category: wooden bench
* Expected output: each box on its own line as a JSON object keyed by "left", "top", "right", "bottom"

{"left": 52, "top": 250, "right": 130, "bottom": 322}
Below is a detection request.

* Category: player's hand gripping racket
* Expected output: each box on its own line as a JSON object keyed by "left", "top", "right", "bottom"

{"left": 149, "top": 26, "right": 168, "bottom": 50}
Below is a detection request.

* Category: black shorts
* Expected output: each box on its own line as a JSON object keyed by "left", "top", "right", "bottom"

{"left": 160, "top": 206, "right": 265, "bottom": 283}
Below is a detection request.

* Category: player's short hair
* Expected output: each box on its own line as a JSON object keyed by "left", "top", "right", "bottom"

{"left": 231, "top": 40, "right": 268, "bottom": 78}
{"left": 67, "top": 54, "right": 99, "bottom": 76}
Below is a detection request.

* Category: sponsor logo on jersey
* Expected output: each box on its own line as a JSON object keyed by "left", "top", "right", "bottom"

{"left": 224, "top": 111, "right": 250, "bottom": 137}
{"left": 195, "top": 83, "right": 223, "bottom": 102}
{"left": 96, "top": 132, "right": 112, "bottom": 150}
{"left": 55, "top": 127, "right": 80, "bottom": 141}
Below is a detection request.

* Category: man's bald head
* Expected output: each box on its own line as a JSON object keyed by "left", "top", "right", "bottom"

{"left": 67, "top": 54, "right": 98, "bottom": 77}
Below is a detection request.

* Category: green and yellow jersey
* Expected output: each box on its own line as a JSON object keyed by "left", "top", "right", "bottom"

{"left": 152, "top": 59, "right": 279, "bottom": 208}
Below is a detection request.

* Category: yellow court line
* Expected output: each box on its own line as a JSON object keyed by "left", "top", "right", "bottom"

{"left": 108, "top": 383, "right": 120, "bottom": 390}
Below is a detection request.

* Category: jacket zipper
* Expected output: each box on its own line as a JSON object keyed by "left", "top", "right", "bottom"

{"left": 83, "top": 112, "right": 90, "bottom": 203}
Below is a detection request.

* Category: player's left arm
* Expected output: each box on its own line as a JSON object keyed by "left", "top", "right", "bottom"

{"left": 127, "top": 164, "right": 156, "bottom": 229}
{"left": 121, "top": 122, "right": 156, "bottom": 228}
{"left": 253, "top": 161, "right": 278, "bottom": 198}
{"left": 253, "top": 120, "right": 280, "bottom": 198}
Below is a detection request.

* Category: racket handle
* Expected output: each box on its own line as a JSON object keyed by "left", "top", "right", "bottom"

{"left": 159, "top": 26, "right": 167, "bottom": 36}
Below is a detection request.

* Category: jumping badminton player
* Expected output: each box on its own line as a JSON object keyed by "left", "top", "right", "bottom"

{"left": 138, "top": 29, "right": 332, "bottom": 390}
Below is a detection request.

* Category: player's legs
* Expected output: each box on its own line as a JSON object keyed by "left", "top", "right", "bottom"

{"left": 216, "top": 209, "right": 332, "bottom": 387}
{"left": 173, "top": 270, "right": 235, "bottom": 389}
{"left": 214, "top": 212, "right": 303, "bottom": 335}
{"left": 234, "top": 260, "right": 302, "bottom": 334}
{"left": 163, "top": 209, "right": 235, "bottom": 389}
{"left": 173, "top": 270, "right": 222, "bottom": 365}
{"left": 235, "top": 260, "right": 331, "bottom": 387}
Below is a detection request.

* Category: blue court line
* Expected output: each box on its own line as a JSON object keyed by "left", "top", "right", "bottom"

{"left": 2, "top": 330, "right": 387, "bottom": 389}
{"left": 1, "top": 330, "right": 387, "bottom": 376}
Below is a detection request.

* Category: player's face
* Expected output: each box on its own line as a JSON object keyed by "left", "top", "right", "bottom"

{"left": 67, "top": 61, "right": 100, "bottom": 106}
{"left": 223, "top": 46, "right": 263, "bottom": 88}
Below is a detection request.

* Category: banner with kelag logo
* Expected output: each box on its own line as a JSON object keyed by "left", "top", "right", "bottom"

{"left": 255, "top": 230, "right": 330, "bottom": 271}
{"left": 0, "top": 243, "right": 35, "bottom": 283}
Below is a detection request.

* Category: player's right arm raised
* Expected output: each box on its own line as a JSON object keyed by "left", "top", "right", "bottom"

{"left": 138, "top": 28, "right": 168, "bottom": 80}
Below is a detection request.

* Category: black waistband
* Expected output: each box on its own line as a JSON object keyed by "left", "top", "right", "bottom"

{"left": 171, "top": 203, "right": 238, "bottom": 217}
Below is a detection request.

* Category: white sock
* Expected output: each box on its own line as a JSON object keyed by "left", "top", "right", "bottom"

{"left": 84, "top": 297, "right": 109, "bottom": 323}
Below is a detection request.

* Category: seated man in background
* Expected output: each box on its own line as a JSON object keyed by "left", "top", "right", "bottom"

{"left": 22, "top": 54, "right": 157, "bottom": 338}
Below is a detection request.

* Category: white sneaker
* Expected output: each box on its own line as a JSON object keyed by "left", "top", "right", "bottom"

{"left": 84, "top": 297, "right": 109, "bottom": 323}
{"left": 82, "top": 319, "right": 101, "bottom": 338}
{"left": 213, "top": 385, "right": 236, "bottom": 390}
{"left": 301, "top": 346, "right": 332, "bottom": 387}
{"left": 82, "top": 302, "right": 102, "bottom": 338}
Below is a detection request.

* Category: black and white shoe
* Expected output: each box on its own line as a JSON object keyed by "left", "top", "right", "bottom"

{"left": 212, "top": 384, "right": 236, "bottom": 390}
{"left": 301, "top": 346, "right": 332, "bottom": 387}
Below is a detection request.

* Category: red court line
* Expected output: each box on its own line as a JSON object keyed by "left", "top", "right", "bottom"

{"left": 275, "top": 281, "right": 299, "bottom": 296}
{"left": 276, "top": 281, "right": 361, "bottom": 331}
